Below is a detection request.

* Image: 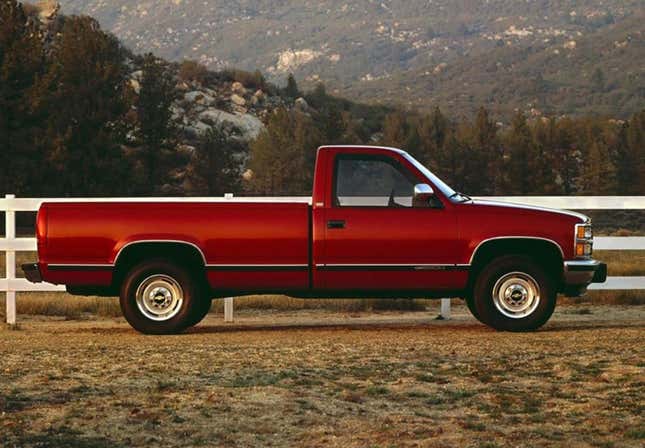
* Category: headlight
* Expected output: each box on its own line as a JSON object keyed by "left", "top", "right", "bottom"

{"left": 575, "top": 223, "right": 593, "bottom": 258}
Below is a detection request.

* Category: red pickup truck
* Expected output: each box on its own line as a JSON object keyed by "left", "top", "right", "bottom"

{"left": 23, "top": 145, "right": 606, "bottom": 334}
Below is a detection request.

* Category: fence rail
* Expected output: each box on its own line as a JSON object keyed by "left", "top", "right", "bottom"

{"left": 3, "top": 194, "right": 645, "bottom": 326}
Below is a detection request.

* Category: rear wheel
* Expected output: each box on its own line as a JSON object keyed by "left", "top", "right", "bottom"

{"left": 120, "top": 259, "right": 198, "bottom": 334}
{"left": 473, "top": 255, "right": 556, "bottom": 332}
{"left": 464, "top": 294, "right": 490, "bottom": 325}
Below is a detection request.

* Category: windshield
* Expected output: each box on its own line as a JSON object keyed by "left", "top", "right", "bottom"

{"left": 401, "top": 152, "right": 462, "bottom": 201}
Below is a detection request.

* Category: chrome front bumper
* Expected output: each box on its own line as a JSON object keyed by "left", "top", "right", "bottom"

{"left": 562, "top": 259, "right": 607, "bottom": 296}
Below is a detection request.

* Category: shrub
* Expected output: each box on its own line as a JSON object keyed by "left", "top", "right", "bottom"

{"left": 178, "top": 60, "right": 208, "bottom": 84}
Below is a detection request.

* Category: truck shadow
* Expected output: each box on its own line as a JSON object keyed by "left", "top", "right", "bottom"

{"left": 187, "top": 320, "right": 483, "bottom": 334}
{"left": 187, "top": 320, "right": 643, "bottom": 334}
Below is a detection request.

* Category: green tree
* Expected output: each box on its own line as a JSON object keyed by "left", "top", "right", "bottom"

{"left": 578, "top": 121, "right": 616, "bottom": 194}
{"left": 625, "top": 110, "right": 645, "bottom": 194}
{"left": 30, "top": 15, "right": 133, "bottom": 196}
{"left": 320, "top": 100, "right": 345, "bottom": 144}
{"left": 137, "top": 53, "right": 177, "bottom": 191}
{"left": 591, "top": 68, "right": 605, "bottom": 93}
{"left": 283, "top": 73, "right": 300, "bottom": 99}
{"left": 506, "top": 111, "right": 537, "bottom": 195}
{"left": 416, "top": 107, "right": 449, "bottom": 169}
{"left": 462, "top": 107, "right": 501, "bottom": 194}
{"left": 551, "top": 118, "right": 580, "bottom": 195}
{"left": 531, "top": 118, "right": 557, "bottom": 194}
{"left": 187, "top": 127, "right": 241, "bottom": 195}
{"left": 0, "top": 0, "right": 44, "bottom": 195}
{"left": 247, "top": 108, "right": 322, "bottom": 195}
{"left": 381, "top": 112, "right": 409, "bottom": 148}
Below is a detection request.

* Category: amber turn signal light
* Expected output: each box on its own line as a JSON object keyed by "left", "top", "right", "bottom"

{"left": 576, "top": 242, "right": 592, "bottom": 257}
{"left": 577, "top": 226, "right": 586, "bottom": 239}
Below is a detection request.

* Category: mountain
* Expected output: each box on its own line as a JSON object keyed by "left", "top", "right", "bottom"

{"left": 56, "top": 0, "right": 644, "bottom": 118}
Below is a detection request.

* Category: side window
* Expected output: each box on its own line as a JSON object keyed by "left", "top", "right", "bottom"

{"left": 335, "top": 156, "right": 415, "bottom": 207}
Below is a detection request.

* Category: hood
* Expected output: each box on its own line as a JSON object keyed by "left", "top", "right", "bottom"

{"left": 468, "top": 199, "right": 590, "bottom": 223}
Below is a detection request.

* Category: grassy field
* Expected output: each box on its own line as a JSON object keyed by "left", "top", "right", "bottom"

{"left": 0, "top": 305, "right": 643, "bottom": 447}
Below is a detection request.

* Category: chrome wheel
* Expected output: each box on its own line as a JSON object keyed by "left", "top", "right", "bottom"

{"left": 492, "top": 272, "right": 540, "bottom": 319}
{"left": 135, "top": 274, "right": 184, "bottom": 321}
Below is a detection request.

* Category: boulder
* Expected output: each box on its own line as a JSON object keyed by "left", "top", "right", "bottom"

{"left": 129, "top": 78, "right": 141, "bottom": 94}
{"left": 184, "top": 91, "right": 215, "bottom": 105}
{"left": 37, "top": 1, "right": 60, "bottom": 23}
{"left": 130, "top": 70, "right": 143, "bottom": 81}
{"left": 231, "top": 81, "right": 246, "bottom": 94}
{"left": 294, "top": 97, "right": 312, "bottom": 113}
{"left": 230, "top": 93, "right": 246, "bottom": 106}
{"left": 198, "top": 109, "right": 264, "bottom": 141}
{"left": 183, "top": 121, "right": 212, "bottom": 138}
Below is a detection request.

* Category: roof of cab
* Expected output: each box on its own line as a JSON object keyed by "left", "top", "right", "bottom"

{"left": 317, "top": 145, "right": 406, "bottom": 154}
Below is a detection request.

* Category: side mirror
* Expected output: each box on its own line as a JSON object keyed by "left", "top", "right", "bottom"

{"left": 413, "top": 184, "right": 440, "bottom": 208}
{"left": 414, "top": 183, "right": 433, "bottom": 200}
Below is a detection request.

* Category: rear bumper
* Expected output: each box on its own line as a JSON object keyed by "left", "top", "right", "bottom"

{"left": 562, "top": 259, "right": 607, "bottom": 296}
{"left": 22, "top": 263, "right": 43, "bottom": 283}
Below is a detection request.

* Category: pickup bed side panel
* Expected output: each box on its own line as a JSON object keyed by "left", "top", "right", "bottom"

{"left": 41, "top": 203, "right": 310, "bottom": 290}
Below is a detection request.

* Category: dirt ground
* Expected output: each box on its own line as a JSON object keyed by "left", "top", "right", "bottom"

{"left": 1, "top": 303, "right": 643, "bottom": 448}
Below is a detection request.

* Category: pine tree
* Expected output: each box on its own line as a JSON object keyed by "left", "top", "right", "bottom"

{"left": 506, "top": 111, "right": 536, "bottom": 195}
{"left": 187, "top": 127, "right": 241, "bottom": 195}
{"left": 416, "top": 107, "right": 448, "bottom": 170}
{"left": 551, "top": 118, "right": 580, "bottom": 195}
{"left": 625, "top": 110, "right": 645, "bottom": 194}
{"left": 29, "top": 15, "right": 133, "bottom": 196}
{"left": 381, "top": 112, "right": 409, "bottom": 148}
{"left": 0, "top": 0, "right": 44, "bottom": 195}
{"left": 137, "top": 53, "right": 177, "bottom": 192}
{"left": 531, "top": 117, "right": 557, "bottom": 194}
{"left": 441, "top": 130, "right": 463, "bottom": 189}
{"left": 320, "top": 101, "right": 344, "bottom": 144}
{"left": 284, "top": 73, "right": 300, "bottom": 99}
{"left": 247, "top": 108, "right": 322, "bottom": 195}
{"left": 613, "top": 122, "right": 637, "bottom": 194}
{"left": 579, "top": 121, "right": 616, "bottom": 194}
{"left": 465, "top": 107, "right": 500, "bottom": 194}
{"left": 591, "top": 68, "right": 605, "bottom": 93}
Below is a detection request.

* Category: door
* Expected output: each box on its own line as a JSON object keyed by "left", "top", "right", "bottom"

{"left": 317, "top": 153, "right": 463, "bottom": 291}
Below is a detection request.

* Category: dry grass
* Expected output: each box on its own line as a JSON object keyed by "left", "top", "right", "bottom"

{"left": 596, "top": 250, "right": 645, "bottom": 276}
{"left": 0, "top": 305, "right": 643, "bottom": 447}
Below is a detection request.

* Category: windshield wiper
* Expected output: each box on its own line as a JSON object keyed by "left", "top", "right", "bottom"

{"left": 450, "top": 192, "right": 472, "bottom": 202}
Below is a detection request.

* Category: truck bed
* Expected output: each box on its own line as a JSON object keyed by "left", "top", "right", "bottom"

{"left": 40, "top": 201, "right": 311, "bottom": 290}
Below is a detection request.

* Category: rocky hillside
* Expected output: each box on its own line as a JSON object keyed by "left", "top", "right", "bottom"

{"left": 57, "top": 0, "right": 644, "bottom": 118}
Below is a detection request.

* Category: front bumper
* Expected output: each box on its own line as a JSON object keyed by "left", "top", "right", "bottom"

{"left": 562, "top": 259, "right": 607, "bottom": 296}
{"left": 22, "top": 263, "right": 43, "bottom": 283}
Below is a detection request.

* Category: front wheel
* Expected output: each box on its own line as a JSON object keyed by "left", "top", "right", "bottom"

{"left": 120, "top": 260, "right": 199, "bottom": 334}
{"left": 473, "top": 255, "right": 556, "bottom": 332}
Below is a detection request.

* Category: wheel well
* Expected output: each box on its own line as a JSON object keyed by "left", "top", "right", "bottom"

{"left": 112, "top": 242, "right": 208, "bottom": 291}
{"left": 468, "top": 239, "right": 564, "bottom": 291}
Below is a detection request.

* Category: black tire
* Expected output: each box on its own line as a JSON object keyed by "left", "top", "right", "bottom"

{"left": 473, "top": 255, "right": 556, "bottom": 332}
{"left": 120, "top": 259, "right": 199, "bottom": 334}
{"left": 464, "top": 295, "right": 490, "bottom": 325}
{"left": 186, "top": 296, "right": 212, "bottom": 328}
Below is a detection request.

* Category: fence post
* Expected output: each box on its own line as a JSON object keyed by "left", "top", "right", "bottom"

{"left": 440, "top": 298, "right": 451, "bottom": 320}
{"left": 224, "top": 297, "right": 234, "bottom": 322}
{"left": 5, "top": 194, "right": 16, "bottom": 326}
{"left": 223, "top": 193, "right": 234, "bottom": 322}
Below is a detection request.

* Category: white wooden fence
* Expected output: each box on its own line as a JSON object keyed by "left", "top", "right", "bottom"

{"left": 2, "top": 194, "right": 645, "bottom": 326}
